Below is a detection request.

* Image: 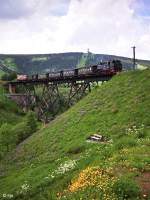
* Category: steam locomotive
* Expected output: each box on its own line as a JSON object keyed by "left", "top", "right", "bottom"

{"left": 17, "top": 60, "right": 122, "bottom": 81}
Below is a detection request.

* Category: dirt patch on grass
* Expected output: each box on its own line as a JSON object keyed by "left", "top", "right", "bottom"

{"left": 136, "top": 172, "right": 150, "bottom": 199}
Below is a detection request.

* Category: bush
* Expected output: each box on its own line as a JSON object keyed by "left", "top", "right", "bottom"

{"left": 13, "top": 112, "right": 38, "bottom": 144}
{"left": 0, "top": 112, "right": 38, "bottom": 159}
{"left": 25, "top": 111, "right": 38, "bottom": 134}
{"left": 67, "top": 145, "right": 85, "bottom": 154}
{"left": 113, "top": 177, "right": 140, "bottom": 199}
{"left": 12, "top": 122, "right": 31, "bottom": 144}
{"left": 0, "top": 123, "right": 14, "bottom": 149}
{"left": 0, "top": 123, "right": 15, "bottom": 158}
{"left": 1, "top": 72, "right": 17, "bottom": 81}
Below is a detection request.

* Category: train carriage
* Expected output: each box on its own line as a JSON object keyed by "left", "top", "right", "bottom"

{"left": 17, "top": 60, "right": 122, "bottom": 81}
{"left": 17, "top": 75, "right": 28, "bottom": 81}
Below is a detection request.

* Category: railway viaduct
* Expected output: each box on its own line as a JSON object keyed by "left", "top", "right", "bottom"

{"left": 6, "top": 71, "right": 114, "bottom": 122}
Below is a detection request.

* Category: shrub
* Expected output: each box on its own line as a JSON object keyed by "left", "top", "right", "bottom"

{"left": 67, "top": 145, "right": 85, "bottom": 154}
{"left": 113, "top": 177, "right": 140, "bottom": 199}
{"left": 12, "top": 122, "right": 31, "bottom": 144}
{"left": 11, "top": 112, "right": 38, "bottom": 144}
{"left": 0, "top": 100, "right": 5, "bottom": 109}
{"left": 1, "top": 72, "right": 17, "bottom": 81}
{"left": 0, "top": 123, "right": 14, "bottom": 158}
{"left": 0, "top": 123, "right": 14, "bottom": 149}
{"left": 25, "top": 111, "right": 38, "bottom": 134}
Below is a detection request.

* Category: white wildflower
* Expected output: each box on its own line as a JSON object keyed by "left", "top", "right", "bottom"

{"left": 49, "top": 159, "right": 77, "bottom": 179}
{"left": 3, "top": 194, "right": 6, "bottom": 198}
{"left": 19, "top": 182, "right": 30, "bottom": 194}
{"left": 7, "top": 194, "right": 13, "bottom": 199}
{"left": 2, "top": 193, "right": 13, "bottom": 199}
{"left": 51, "top": 174, "right": 55, "bottom": 178}
{"left": 126, "top": 124, "right": 145, "bottom": 136}
{"left": 56, "top": 160, "right": 76, "bottom": 174}
{"left": 44, "top": 177, "right": 49, "bottom": 179}
{"left": 21, "top": 183, "right": 30, "bottom": 191}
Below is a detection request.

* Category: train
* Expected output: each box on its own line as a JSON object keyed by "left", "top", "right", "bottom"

{"left": 17, "top": 60, "right": 122, "bottom": 81}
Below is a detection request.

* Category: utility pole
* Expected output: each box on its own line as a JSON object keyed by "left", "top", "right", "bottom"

{"left": 131, "top": 46, "right": 136, "bottom": 70}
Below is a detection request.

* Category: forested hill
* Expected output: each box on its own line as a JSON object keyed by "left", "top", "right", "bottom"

{"left": 0, "top": 52, "right": 150, "bottom": 75}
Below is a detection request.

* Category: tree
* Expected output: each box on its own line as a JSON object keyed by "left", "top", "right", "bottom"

{"left": 26, "top": 111, "right": 38, "bottom": 134}
{"left": 0, "top": 123, "right": 13, "bottom": 152}
{"left": 1, "top": 72, "right": 17, "bottom": 81}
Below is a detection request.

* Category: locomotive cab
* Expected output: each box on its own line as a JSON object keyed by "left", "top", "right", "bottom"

{"left": 60, "top": 70, "right": 64, "bottom": 77}
{"left": 46, "top": 73, "right": 49, "bottom": 79}
{"left": 91, "top": 65, "right": 98, "bottom": 73}
{"left": 112, "top": 60, "right": 122, "bottom": 72}
{"left": 74, "top": 68, "right": 78, "bottom": 76}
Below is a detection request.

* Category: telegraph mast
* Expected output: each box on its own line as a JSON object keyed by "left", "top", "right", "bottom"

{"left": 131, "top": 46, "right": 136, "bottom": 70}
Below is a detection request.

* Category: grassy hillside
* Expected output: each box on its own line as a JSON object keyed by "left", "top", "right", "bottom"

{"left": 0, "top": 85, "right": 39, "bottom": 160}
{"left": 0, "top": 53, "right": 150, "bottom": 75}
{"left": 0, "top": 86, "right": 21, "bottom": 126}
{"left": 0, "top": 70, "right": 150, "bottom": 199}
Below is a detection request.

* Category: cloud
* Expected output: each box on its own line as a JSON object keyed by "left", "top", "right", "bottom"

{"left": 55, "top": 0, "right": 150, "bottom": 59}
{"left": 0, "top": 0, "right": 36, "bottom": 19}
{"left": 0, "top": 0, "right": 150, "bottom": 59}
{"left": 134, "top": 0, "right": 150, "bottom": 17}
{"left": 0, "top": 0, "right": 70, "bottom": 19}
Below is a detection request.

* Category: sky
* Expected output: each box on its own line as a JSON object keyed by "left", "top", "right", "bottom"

{"left": 0, "top": 0, "right": 150, "bottom": 59}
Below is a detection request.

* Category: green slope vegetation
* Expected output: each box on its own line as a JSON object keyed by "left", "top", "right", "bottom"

{"left": 0, "top": 86, "right": 21, "bottom": 126}
{"left": 0, "top": 70, "right": 5, "bottom": 78}
{"left": 0, "top": 85, "right": 39, "bottom": 160}
{"left": 0, "top": 70, "right": 150, "bottom": 199}
{"left": 2, "top": 58, "right": 17, "bottom": 71}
